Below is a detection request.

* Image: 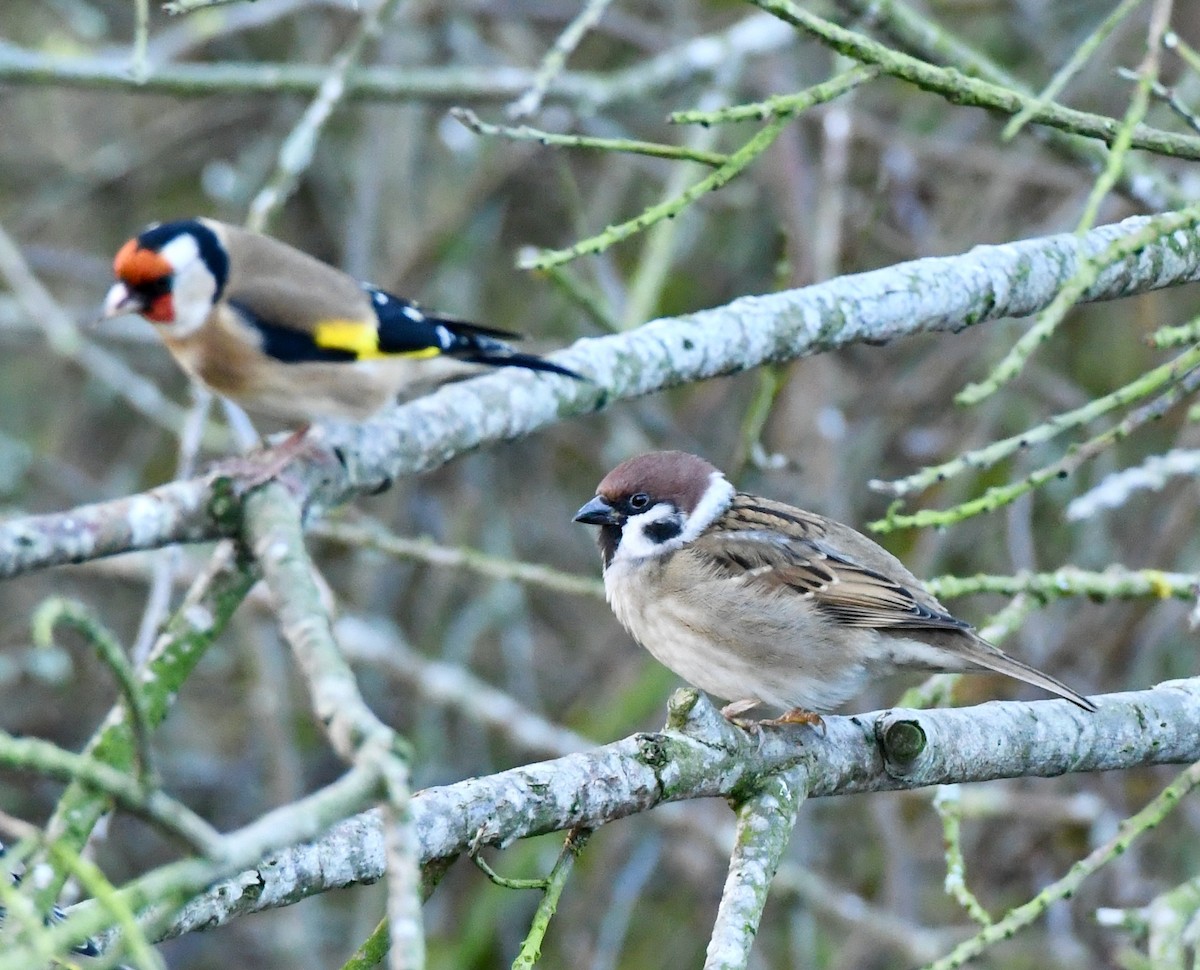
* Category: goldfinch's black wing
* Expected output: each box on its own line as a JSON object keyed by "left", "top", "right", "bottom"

{"left": 226, "top": 300, "right": 358, "bottom": 363}
{"left": 227, "top": 283, "right": 583, "bottom": 379}
{"left": 368, "top": 286, "right": 585, "bottom": 379}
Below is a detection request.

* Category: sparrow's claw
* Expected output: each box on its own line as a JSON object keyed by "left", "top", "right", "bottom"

{"left": 719, "top": 699, "right": 771, "bottom": 750}
{"left": 763, "top": 707, "right": 827, "bottom": 736}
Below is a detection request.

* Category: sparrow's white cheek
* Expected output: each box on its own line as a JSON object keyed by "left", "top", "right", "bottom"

{"left": 612, "top": 504, "right": 686, "bottom": 562}
{"left": 680, "top": 474, "right": 735, "bottom": 541}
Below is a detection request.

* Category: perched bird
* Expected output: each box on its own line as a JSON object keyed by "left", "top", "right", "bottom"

{"left": 102, "top": 218, "right": 583, "bottom": 424}
{"left": 574, "top": 451, "right": 1095, "bottom": 722}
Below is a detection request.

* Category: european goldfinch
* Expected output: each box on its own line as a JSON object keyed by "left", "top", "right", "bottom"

{"left": 102, "top": 218, "right": 583, "bottom": 424}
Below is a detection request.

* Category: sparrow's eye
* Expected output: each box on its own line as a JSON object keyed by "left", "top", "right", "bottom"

{"left": 628, "top": 492, "right": 651, "bottom": 511}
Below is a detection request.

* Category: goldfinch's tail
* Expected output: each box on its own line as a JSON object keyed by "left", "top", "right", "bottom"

{"left": 369, "top": 286, "right": 585, "bottom": 380}
{"left": 436, "top": 321, "right": 585, "bottom": 381}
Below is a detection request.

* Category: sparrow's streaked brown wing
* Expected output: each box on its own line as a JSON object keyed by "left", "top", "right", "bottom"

{"left": 697, "top": 495, "right": 1096, "bottom": 711}
{"left": 696, "top": 529, "right": 972, "bottom": 632}
{"left": 696, "top": 493, "right": 972, "bottom": 633}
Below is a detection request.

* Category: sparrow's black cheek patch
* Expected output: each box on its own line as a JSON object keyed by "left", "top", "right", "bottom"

{"left": 599, "top": 525, "right": 620, "bottom": 567}
{"left": 643, "top": 518, "right": 683, "bottom": 545}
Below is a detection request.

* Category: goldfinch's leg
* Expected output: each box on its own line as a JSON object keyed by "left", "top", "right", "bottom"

{"left": 206, "top": 424, "right": 328, "bottom": 492}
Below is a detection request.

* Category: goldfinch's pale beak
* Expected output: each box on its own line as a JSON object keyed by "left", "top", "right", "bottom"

{"left": 574, "top": 496, "right": 621, "bottom": 526}
{"left": 101, "top": 282, "right": 146, "bottom": 320}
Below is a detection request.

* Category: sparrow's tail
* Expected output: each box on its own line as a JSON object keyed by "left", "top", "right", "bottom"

{"left": 963, "top": 637, "right": 1096, "bottom": 711}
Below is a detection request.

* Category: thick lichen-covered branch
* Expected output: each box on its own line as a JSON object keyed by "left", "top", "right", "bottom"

{"left": 116, "top": 682, "right": 1200, "bottom": 942}
{"left": 704, "top": 768, "right": 808, "bottom": 970}
{"left": 3, "top": 213, "right": 1200, "bottom": 577}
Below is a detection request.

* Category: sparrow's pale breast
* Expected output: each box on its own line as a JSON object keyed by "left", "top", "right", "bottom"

{"left": 604, "top": 552, "right": 874, "bottom": 711}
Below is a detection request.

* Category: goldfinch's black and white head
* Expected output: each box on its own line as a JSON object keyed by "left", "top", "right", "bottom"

{"left": 573, "top": 450, "right": 735, "bottom": 567}
{"left": 103, "top": 219, "right": 228, "bottom": 337}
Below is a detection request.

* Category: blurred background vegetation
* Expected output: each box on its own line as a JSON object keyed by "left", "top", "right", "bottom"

{"left": 3, "top": 0, "right": 1200, "bottom": 967}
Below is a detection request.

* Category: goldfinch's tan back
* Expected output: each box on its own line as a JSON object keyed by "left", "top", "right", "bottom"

{"left": 206, "top": 220, "right": 374, "bottom": 335}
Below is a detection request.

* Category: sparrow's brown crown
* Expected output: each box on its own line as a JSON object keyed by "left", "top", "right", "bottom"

{"left": 596, "top": 450, "right": 718, "bottom": 513}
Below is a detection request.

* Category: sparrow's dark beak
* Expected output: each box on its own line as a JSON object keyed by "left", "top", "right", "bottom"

{"left": 574, "top": 496, "right": 620, "bottom": 526}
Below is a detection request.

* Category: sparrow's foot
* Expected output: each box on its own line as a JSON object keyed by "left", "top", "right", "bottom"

{"left": 718, "top": 699, "right": 772, "bottom": 750}
{"left": 763, "top": 707, "right": 826, "bottom": 735}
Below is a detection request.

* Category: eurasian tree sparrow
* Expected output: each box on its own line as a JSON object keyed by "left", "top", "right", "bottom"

{"left": 575, "top": 451, "right": 1095, "bottom": 721}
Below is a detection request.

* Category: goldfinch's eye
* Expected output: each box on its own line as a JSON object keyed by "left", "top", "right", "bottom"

{"left": 628, "top": 492, "right": 651, "bottom": 511}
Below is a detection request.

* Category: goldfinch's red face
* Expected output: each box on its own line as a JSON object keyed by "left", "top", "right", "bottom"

{"left": 106, "top": 238, "right": 176, "bottom": 323}
{"left": 102, "top": 220, "right": 226, "bottom": 337}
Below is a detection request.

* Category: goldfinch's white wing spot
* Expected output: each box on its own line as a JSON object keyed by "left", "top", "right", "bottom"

{"left": 434, "top": 324, "right": 453, "bottom": 349}
{"left": 402, "top": 304, "right": 424, "bottom": 322}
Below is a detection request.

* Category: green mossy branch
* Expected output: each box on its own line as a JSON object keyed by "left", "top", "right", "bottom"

{"left": 31, "top": 598, "right": 155, "bottom": 786}
{"left": 36, "top": 546, "right": 255, "bottom": 909}
{"left": 875, "top": 348, "right": 1200, "bottom": 531}
{"left": 1002, "top": 0, "right": 1147, "bottom": 141}
{"left": 669, "top": 64, "right": 877, "bottom": 125}
{"left": 519, "top": 117, "right": 791, "bottom": 270}
{"left": 452, "top": 107, "right": 729, "bottom": 167}
{"left": 933, "top": 786, "right": 993, "bottom": 927}
{"left": 751, "top": 0, "right": 1200, "bottom": 161}
{"left": 924, "top": 757, "right": 1200, "bottom": 970}
{"left": 511, "top": 828, "right": 592, "bottom": 970}
{"left": 926, "top": 566, "right": 1197, "bottom": 603}
{"left": 873, "top": 339, "right": 1200, "bottom": 501}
